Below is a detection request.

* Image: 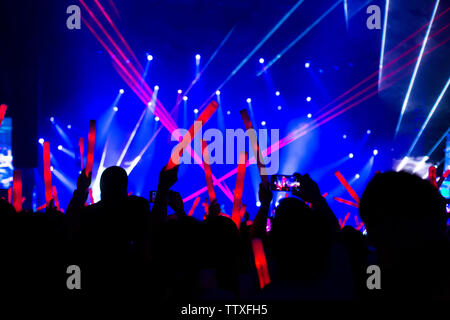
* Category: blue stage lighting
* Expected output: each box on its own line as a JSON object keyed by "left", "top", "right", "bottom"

{"left": 349, "top": 153, "right": 354, "bottom": 159}
{"left": 259, "top": 58, "right": 264, "bottom": 64}
{"left": 119, "top": 89, "right": 124, "bottom": 94}
{"left": 147, "top": 54, "right": 153, "bottom": 61}
{"left": 155, "top": 116, "right": 160, "bottom": 122}
{"left": 58, "top": 145, "right": 63, "bottom": 151}
{"left": 277, "top": 105, "right": 282, "bottom": 110}
{"left": 246, "top": 98, "right": 251, "bottom": 103}
{"left": 216, "top": 90, "right": 221, "bottom": 96}
{"left": 373, "top": 149, "right": 378, "bottom": 156}
{"left": 343, "top": 134, "right": 347, "bottom": 139}
{"left": 183, "top": 96, "right": 188, "bottom": 101}
{"left": 261, "top": 121, "right": 266, "bottom": 126}
{"left": 275, "top": 91, "right": 280, "bottom": 96}
{"left": 177, "top": 89, "right": 182, "bottom": 94}
{"left": 154, "top": 85, "right": 159, "bottom": 91}
{"left": 67, "top": 124, "right": 72, "bottom": 129}
{"left": 367, "top": 129, "right": 372, "bottom": 134}
{"left": 113, "top": 106, "right": 118, "bottom": 112}
{"left": 305, "top": 62, "right": 310, "bottom": 68}
{"left": 227, "top": 111, "right": 231, "bottom": 115}
{"left": 194, "top": 109, "right": 199, "bottom": 114}
{"left": 355, "top": 174, "right": 360, "bottom": 179}
{"left": 306, "top": 96, "right": 311, "bottom": 102}
{"left": 195, "top": 54, "right": 201, "bottom": 60}
{"left": 50, "top": 117, "right": 55, "bottom": 123}
{"left": 307, "top": 113, "right": 312, "bottom": 118}
{"left": 256, "top": 201, "right": 261, "bottom": 207}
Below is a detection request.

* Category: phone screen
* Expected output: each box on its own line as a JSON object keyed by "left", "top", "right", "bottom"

{"left": 271, "top": 175, "right": 300, "bottom": 191}
{"left": 149, "top": 191, "right": 157, "bottom": 203}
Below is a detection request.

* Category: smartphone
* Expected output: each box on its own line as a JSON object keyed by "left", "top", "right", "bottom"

{"left": 149, "top": 191, "right": 157, "bottom": 203}
{"left": 270, "top": 174, "right": 300, "bottom": 192}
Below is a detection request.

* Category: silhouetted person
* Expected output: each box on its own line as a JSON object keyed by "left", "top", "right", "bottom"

{"left": 359, "top": 171, "right": 450, "bottom": 298}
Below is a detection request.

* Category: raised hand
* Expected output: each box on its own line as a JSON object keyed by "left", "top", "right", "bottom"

{"left": 292, "top": 173, "right": 322, "bottom": 204}
{"left": 77, "top": 168, "right": 92, "bottom": 191}
{"left": 168, "top": 190, "right": 185, "bottom": 216}
{"left": 158, "top": 165, "right": 179, "bottom": 191}
{"left": 208, "top": 199, "right": 221, "bottom": 217}
{"left": 258, "top": 182, "right": 273, "bottom": 207}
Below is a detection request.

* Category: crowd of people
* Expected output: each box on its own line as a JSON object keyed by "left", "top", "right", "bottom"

{"left": 0, "top": 161, "right": 449, "bottom": 300}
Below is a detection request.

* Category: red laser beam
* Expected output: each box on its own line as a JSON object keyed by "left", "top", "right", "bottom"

{"left": 188, "top": 197, "right": 201, "bottom": 216}
{"left": 240, "top": 109, "right": 270, "bottom": 187}
{"left": 43, "top": 141, "right": 53, "bottom": 205}
{"left": 232, "top": 152, "right": 248, "bottom": 229}
{"left": 333, "top": 196, "right": 359, "bottom": 208}
{"left": 201, "top": 140, "right": 216, "bottom": 202}
{"left": 12, "top": 170, "right": 22, "bottom": 212}
{"left": 251, "top": 238, "right": 271, "bottom": 289}
{"left": 0, "top": 104, "right": 7, "bottom": 127}
{"left": 86, "top": 120, "right": 96, "bottom": 177}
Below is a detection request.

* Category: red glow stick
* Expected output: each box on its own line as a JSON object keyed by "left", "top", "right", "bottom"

{"left": 232, "top": 152, "right": 248, "bottom": 229}
{"left": 437, "top": 170, "right": 450, "bottom": 188}
{"left": 188, "top": 197, "right": 201, "bottom": 216}
{"left": 166, "top": 101, "right": 218, "bottom": 171}
{"left": 52, "top": 186, "right": 60, "bottom": 210}
{"left": 89, "top": 188, "right": 95, "bottom": 205}
{"left": 334, "top": 171, "right": 360, "bottom": 204}
{"left": 322, "top": 192, "right": 328, "bottom": 198}
{"left": 36, "top": 204, "right": 46, "bottom": 212}
{"left": 340, "top": 212, "right": 351, "bottom": 229}
{"left": 240, "top": 109, "right": 269, "bottom": 187}
{"left": 201, "top": 140, "right": 216, "bottom": 202}
{"left": 333, "top": 196, "right": 359, "bottom": 208}
{"left": 8, "top": 187, "right": 12, "bottom": 204}
{"left": 0, "top": 104, "right": 7, "bottom": 127}
{"left": 43, "top": 141, "right": 53, "bottom": 205}
{"left": 251, "top": 238, "right": 271, "bottom": 289}
{"left": 78, "top": 137, "right": 84, "bottom": 169}
{"left": 12, "top": 170, "right": 22, "bottom": 212}
{"left": 240, "top": 204, "right": 247, "bottom": 220}
{"left": 86, "top": 120, "right": 96, "bottom": 177}
{"left": 428, "top": 166, "right": 437, "bottom": 187}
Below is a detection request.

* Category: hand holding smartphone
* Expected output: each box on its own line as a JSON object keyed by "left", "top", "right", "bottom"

{"left": 270, "top": 174, "right": 300, "bottom": 192}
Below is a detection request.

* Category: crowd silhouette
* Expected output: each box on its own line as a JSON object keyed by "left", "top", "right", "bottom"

{"left": 1, "top": 160, "right": 449, "bottom": 300}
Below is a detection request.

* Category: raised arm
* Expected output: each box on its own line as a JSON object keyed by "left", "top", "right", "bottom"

{"left": 250, "top": 182, "right": 273, "bottom": 239}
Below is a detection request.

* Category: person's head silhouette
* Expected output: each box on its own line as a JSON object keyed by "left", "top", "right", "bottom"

{"left": 100, "top": 166, "right": 128, "bottom": 203}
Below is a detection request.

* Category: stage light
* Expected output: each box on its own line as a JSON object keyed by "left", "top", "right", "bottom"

{"left": 343, "top": 134, "right": 347, "bottom": 139}
{"left": 261, "top": 121, "right": 266, "bottom": 126}
{"left": 306, "top": 96, "right": 311, "bottom": 102}
{"left": 38, "top": 138, "right": 44, "bottom": 144}
{"left": 373, "top": 149, "right": 378, "bottom": 156}
{"left": 154, "top": 85, "right": 159, "bottom": 91}
{"left": 113, "top": 106, "right": 118, "bottom": 112}
{"left": 275, "top": 91, "right": 280, "bottom": 96}
{"left": 155, "top": 116, "right": 160, "bottom": 122}
{"left": 50, "top": 117, "right": 55, "bottom": 123}
{"left": 119, "top": 89, "right": 124, "bottom": 94}
{"left": 367, "top": 129, "right": 372, "bottom": 134}
{"left": 147, "top": 54, "right": 153, "bottom": 61}
{"left": 195, "top": 54, "right": 201, "bottom": 60}
{"left": 396, "top": 156, "right": 409, "bottom": 172}
{"left": 183, "top": 96, "right": 188, "bottom": 101}
{"left": 216, "top": 90, "right": 221, "bottom": 96}
{"left": 194, "top": 108, "right": 199, "bottom": 114}
{"left": 305, "top": 62, "right": 310, "bottom": 68}
{"left": 50, "top": 166, "right": 54, "bottom": 172}
{"left": 275, "top": 201, "right": 280, "bottom": 207}
{"left": 227, "top": 111, "right": 231, "bottom": 115}
{"left": 246, "top": 98, "right": 252, "bottom": 103}
{"left": 277, "top": 105, "right": 282, "bottom": 110}
{"left": 349, "top": 153, "right": 354, "bottom": 159}
{"left": 177, "top": 89, "right": 182, "bottom": 94}
{"left": 355, "top": 174, "right": 360, "bottom": 179}
{"left": 58, "top": 145, "right": 63, "bottom": 151}
{"left": 259, "top": 58, "right": 264, "bottom": 64}
{"left": 318, "top": 68, "right": 323, "bottom": 73}
{"left": 256, "top": 201, "right": 261, "bottom": 207}
{"left": 307, "top": 113, "right": 312, "bottom": 118}
{"left": 67, "top": 124, "right": 72, "bottom": 129}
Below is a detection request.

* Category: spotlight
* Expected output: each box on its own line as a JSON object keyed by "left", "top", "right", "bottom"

{"left": 155, "top": 116, "right": 160, "bottom": 122}
{"left": 194, "top": 109, "right": 199, "bottom": 114}
{"left": 261, "top": 121, "right": 266, "bottom": 126}
{"left": 50, "top": 117, "right": 55, "bottom": 123}
{"left": 119, "top": 89, "right": 124, "bottom": 94}
{"left": 349, "top": 153, "right": 354, "bottom": 159}
{"left": 227, "top": 111, "right": 231, "bottom": 115}
{"left": 256, "top": 201, "right": 261, "bottom": 207}
{"left": 216, "top": 90, "right": 221, "bottom": 96}
{"left": 275, "top": 201, "right": 279, "bottom": 207}
{"left": 113, "top": 106, "right": 118, "bottom": 112}
{"left": 259, "top": 58, "right": 264, "bottom": 64}
{"left": 38, "top": 138, "right": 44, "bottom": 144}
{"left": 277, "top": 105, "right": 282, "bottom": 110}
{"left": 343, "top": 134, "right": 347, "bottom": 139}
{"left": 177, "top": 89, "right": 182, "bottom": 94}
{"left": 67, "top": 124, "right": 72, "bottom": 129}
{"left": 355, "top": 174, "right": 360, "bottom": 179}
{"left": 50, "top": 166, "right": 54, "bottom": 172}
{"left": 373, "top": 149, "right": 378, "bottom": 156}
{"left": 183, "top": 96, "right": 188, "bottom": 101}
{"left": 275, "top": 91, "right": 280, "bottom": 96}
{"left": 318, "top": 68, "right": 324, "bottom": 73}
{"left": 307, "top": 113, "right": 312, "bottom": 118}
{"left": 195, "top": 54, "right": 201, "bottom": 60}
{"left": 367, "top": 129, "right": 372, "bottom": 135}
{"left": 147, "top": 54, "right": 153, "bottom": 61}
{"left": 305, "top": 62, "right": 310, "bottom": 68}
{"left": 154, "top": 85, "right": 159, "bottom": 91}
{"left": 306, "top": 96, "right": 311, "bottom": 102}
{"left": 246, "top": 98, "right": 251, "bottom": 103}
{"left": 58, "top": 145, "right": 63, "bottom": 151}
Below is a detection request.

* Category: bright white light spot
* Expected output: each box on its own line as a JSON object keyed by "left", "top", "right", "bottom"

{"left": 147, "top": 54, "right": 153, "bottom": 61}
{"left": 246, "top": 98, "right": 251, "bottom": 103}
{"left": 194, "top": 109, "right": 199, "bottom": 114}
{"left": 58, "top": 145, "right": 63, "bottom": 151}
{"left": 275, "top": 201, "right": 279, "bottom": 207}
{"left": 259, "top": 58, "right": 264, "bottom": 64}
{"left": 275, "top": 91, "right": 280, "bottom": 96}
{"left": 216, "top": 90, "right": 221, "bottom": 96}
{"left": 183, "top": 96, "right": 188, "bottom": 101}
{"left": 355, "top": 174, "right": 360, "bottom": 179}
{"left": 277, "top": 105, "right": 282, "bottom": 110}
{"left": 155, "top": 116, "right": 160, "bottom": 122}
{"left": 349, "top": 153, "right": 354, "bottom": 159}
{"left": 154, "top": 85, "right": 159, "bottom": 91}
{"left": 367, "top": 129, "right": 372, "bottom": 134}
{"left": 195, "top": 54, "right": 201, "bottom": 60}
{"left": 119, "top": 89, "right": 124, "bottom": 94}
{"left": 50, "top": 166, "right": 54, "bottom": 172}
{"left": 67, "top": 124, "right": 72, "bottom": 129}
{"left": 256, "top": 201, "right": 261, "bottom": 207}
{"left": 177, "top": 89, "right": 182, "bottom": 94}
{"left": 261, "top": 121, "right": 266, "bottom": 126}
{"left": 343, "top": 134, "right": 347, "bottom": 139}
{"left": 226, "top": 111, "right": 231, "bottom": 115}
{"left": 38, "top": 138, "right": 44, "bottom": 144}
{"left": 50, "top": 117, "right": 55, "bottom": 123}
{"left": 373, "top": 149, "right": 378, "bottom": 156}
{"left": 113, "top": 106, "right": 118, "bottom": 112}
{"left": 307, "top": 113, "right": 312, "bottom": 118}
{"left": 305, "top": 62, "right": 310, "bottom": 68}
{"left": 306, "top": 96, "right": 312, "bottom": 102}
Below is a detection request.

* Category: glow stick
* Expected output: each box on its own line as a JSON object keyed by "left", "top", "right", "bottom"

{"left": 428, "top": 166, "right": 437, "bottom": 187}
{"left": 333, "top": 196, "right": 359, "bottom": 208}
{"left": 8, "top": 187, "right": 12, "bottom": 204}
{"left": 36, "top": 204, "right": 47, "bottom": 212}
{"left": 437, "top": 170, "right": 450, "bottom": 188}
{"left": 240, "top": 109, "right": 269, "bottom": 187}
{"left": 167, "top": 101, "right": 218, "bottom": 170}
{"left": 188, "top": 197, "right": 201, "bottom": 216}
{"left": 89, "top": 188, "right": 95, "bottom": 205}
{"left": 201, "top": 140, "right": 216, "bottom": 202}
{"left": 52, "top": 186, "right": 60, "bottom": 210}
{"left": 43, "top": 141, "right": 53, "bottom": 205}
{"left": 340, "top": 212, "right": 351, "bottom": 228}
{"left": 251, "top": 238, "right": 271, "bottom": 289}
{"left": 12, "top": 170, "right": 22, "bottom": 212}
{"left": 240, "top": 204, "right": 247, "bottom": 220}
{"left": 86, "top": 120, "right": 96, "bottom": 177}
{"left": 79, "top": 137, "right": 84, "bottom": 169}
{"left": 334, "top": 171, "right": 360, "bottom": 204}
{"left": 232, "top": 152, "right": 248, "bottom": 229}
{"left": 0, "top": 104, "right": 7, "bottom": 127}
